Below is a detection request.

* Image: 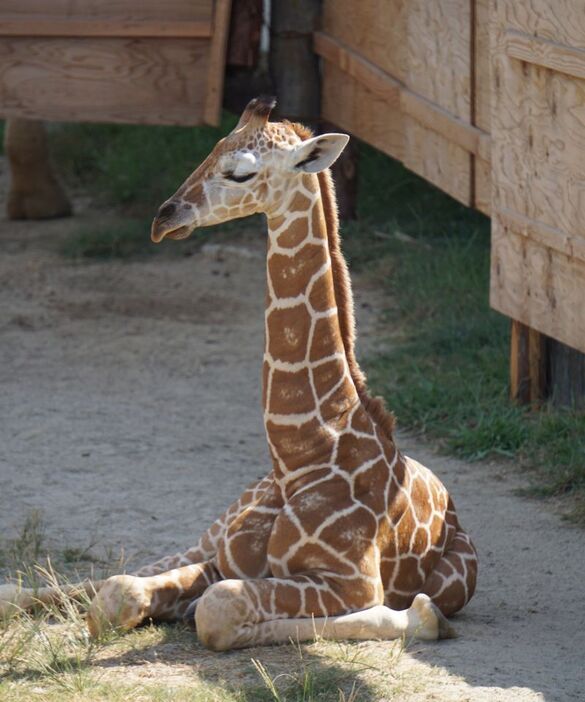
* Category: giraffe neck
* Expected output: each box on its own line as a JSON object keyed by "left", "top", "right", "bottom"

{"left": 263, "top": 172, "right": 360, "bottom": 487}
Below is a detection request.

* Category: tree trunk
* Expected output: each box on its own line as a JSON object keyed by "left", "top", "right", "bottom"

{"left": 4, "top": 119, "right": 71, "bottom": 220}
{"left": 269, "top": 0, "right": 320, "bottom": 124}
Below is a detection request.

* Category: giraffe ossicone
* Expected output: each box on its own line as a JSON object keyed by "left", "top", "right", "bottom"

{"left": 1, "top": 97, "right": 477, "bottom": 650}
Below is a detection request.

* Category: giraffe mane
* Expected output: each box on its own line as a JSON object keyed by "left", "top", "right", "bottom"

{"left": 285, "top": 121, "right": 396, "bottom": 438}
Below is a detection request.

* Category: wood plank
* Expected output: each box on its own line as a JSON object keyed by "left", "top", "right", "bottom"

{"left": 401, "top": 89, "right": 490, "bottom": 160}
{"left": 496, "top": 207, "right": 585, "bottom": 264}
{"left": 314, "top": 32, "right": 400, "bottom": 107}
{"left": 510, "top": 319, "right": 530, "bottom": 404}
{"left": 0, "top": 16, "right": 212, "bottom": 38}
{"left": 0, "top": 37, "right": 209, "bottom": 126}
{"left": 509, "top": 320, "right": 546, "bottom": 405}
{"left": 504, "top": 29, "right": 585, "bottom": 81}
{"left": 203, "top": 0, "right": 232, "bottom": 126}
{"left": 499, "top": 0, "right": 585, "bottom": 50}
{"left": 0, "top": 1, "right": 212, "bottom": 22}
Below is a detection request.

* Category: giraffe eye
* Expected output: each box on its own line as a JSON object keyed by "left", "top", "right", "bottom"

{"left": 223, "top": 170, "right": 256, "bottom": 183}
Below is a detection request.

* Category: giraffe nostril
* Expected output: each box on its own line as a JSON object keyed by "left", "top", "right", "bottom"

{"left": 158, "top": 202, "right": 176, "bottom": 220}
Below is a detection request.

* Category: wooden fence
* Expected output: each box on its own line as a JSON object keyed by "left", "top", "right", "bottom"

{"left": 315, "top": 0, "right": 585, "bottom": 399}
{"left": 0, "top": 0, "right": 231, "bottom": 126}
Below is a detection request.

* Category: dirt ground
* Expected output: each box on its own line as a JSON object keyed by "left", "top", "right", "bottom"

{"left": 1, "top": 163, "right": 584, "bottom": 701}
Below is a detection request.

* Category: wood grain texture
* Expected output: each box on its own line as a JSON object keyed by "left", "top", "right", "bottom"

{"left": 316, "top": 25, "right": 490, "bottom": 205}
{"left": 322, "top": 0, "right": 407, "bottom": 82}
{"left": 475, "top": 156, "right": 492, "bottom": 215}
{"left": 204, "top": 0, "right": 232, "bottom": 125}
{"left": 314, "top": 33, "right": 401, "bottom": 106}
{"left": 406, "top": 0, "right": 471, "bottom": 119}
{"left": 504, "top": 29, "right": 585, "bottom": 81}
{"left": 491, "top": 0, "right": 585, "bottom": 353}
{"left": 509, "top": 320, "right": 545, "bottom": 405}
{"left": 321, "top": 61, "right": 405, "bottom": 164}
{"left": 475, "top": 0, "right": 491, "bottom": 132}
{"left": 403, "top": 0, "right": 473, "bottom": 206}
{"left": 491, "top": 223, "right": 585, "bottom": 355}
{"left": 0, "top": 17, "right": 212, "bottom": 38}
{"left": 0, "top": 1, "right": 212, "bottom": 22}
{"left": 0, "top": 37, "right": 209, "bottom": 125}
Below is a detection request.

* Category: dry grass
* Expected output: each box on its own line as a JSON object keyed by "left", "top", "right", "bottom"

{"left": 0, "top": 522, "right": 420, "bottom": 702}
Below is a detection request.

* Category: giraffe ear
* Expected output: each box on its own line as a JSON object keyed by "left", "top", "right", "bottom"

{"left": 290, "top": 133, "right": 349, "bottom": 173}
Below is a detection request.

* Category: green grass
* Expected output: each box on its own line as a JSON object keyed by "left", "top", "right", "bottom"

{"left": 48, "top": 115, "right": 237, "bottom": 215}
{"left": 342, "top": 144, "right": 585, "bottom": 519}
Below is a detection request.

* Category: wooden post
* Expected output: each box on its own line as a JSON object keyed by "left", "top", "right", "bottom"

{"left": 546, "top": 337, "right": 585, "bottom": 409}
{"left": 270, "top": 1, "right": 358, "bottom": 220}
{"left": 510, "top": 320, "right": 585, "bottom": 409}
{"left": 222, "top": 0, "right": 274, "bottom": 115}
{"left": 269, "top": 0, "right": 320, "bottom": 124}
{"left": 510, "top": 320, "right": 545, "bottom": 406}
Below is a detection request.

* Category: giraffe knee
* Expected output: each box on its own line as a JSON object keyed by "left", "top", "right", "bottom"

{"left": 87, "top": 575, "right": 151, "bottom": 637}
{"left": 195, "top": 580, "right": 250, "bottom": 651}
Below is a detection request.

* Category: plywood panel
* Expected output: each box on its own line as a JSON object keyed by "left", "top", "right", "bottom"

{"left": 491, "top": 0, "right": 585, "bottom": 353}
{"left": 322, "top": 0, "right": 407, "bottom": 82}
{"left": 406, "top": 0, "right": 471, "bottom": 118}
{"left": 0, "top": 37, "right": 208, "bottom": 125}
{"left": 403, "top": 0, "right": 473, "bottom": 206}
{"left": 321, "top": 62, "right": 405, "bottom": 164}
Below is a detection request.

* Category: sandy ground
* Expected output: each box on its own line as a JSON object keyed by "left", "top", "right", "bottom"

{"left": 1, "top": 167, "right": 584, "bottom": 701}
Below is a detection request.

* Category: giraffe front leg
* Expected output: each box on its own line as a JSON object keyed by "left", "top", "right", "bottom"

{"left": 194, "top": 576, "right": 455, "bottom": 651}
{"left": 87, "top": 561, "right": 219, "bottom": 637}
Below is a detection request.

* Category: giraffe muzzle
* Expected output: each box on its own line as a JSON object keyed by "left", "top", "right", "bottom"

{"left": 151, "top": 222, "right": 192, "bottom": 243}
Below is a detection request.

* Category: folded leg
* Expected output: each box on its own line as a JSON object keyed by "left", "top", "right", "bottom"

{"left": 195, "top": 576, "right": 455, "bottom": 651}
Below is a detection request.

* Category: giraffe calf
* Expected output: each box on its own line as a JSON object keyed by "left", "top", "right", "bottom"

{"left": 1, "top": 98, "right": 477, "bottom": 650}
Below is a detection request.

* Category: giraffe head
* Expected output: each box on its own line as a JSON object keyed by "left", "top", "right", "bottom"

{"left": 151, "top": 97, "right": 348, "bottom": 243}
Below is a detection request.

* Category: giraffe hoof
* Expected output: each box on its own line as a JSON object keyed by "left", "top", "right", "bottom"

{"left": 410, "top": 593, "right": 457, "bottom": 641}
{"left": 87, "top": 575, "right": 151, "bottom": 638}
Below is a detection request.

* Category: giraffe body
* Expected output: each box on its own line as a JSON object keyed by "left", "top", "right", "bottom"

{"left": 1, "top": 99, "right": 477, "bottom": 649}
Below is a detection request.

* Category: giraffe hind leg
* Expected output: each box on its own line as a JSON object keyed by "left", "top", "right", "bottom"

{"left": 194, "top": 577, "right": 454, "bottom": 651}
{"left": 422, "top": 529, "right": 478, "bottom": 617}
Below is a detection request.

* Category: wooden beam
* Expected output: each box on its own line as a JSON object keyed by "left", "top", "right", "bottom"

{"left": 0, "top": 16, "right": 212, "bottom": 38}
{"left": 400, "top": 90, "right": 491, "bottom": 163}
{"left": 497, "top": 207, "right": 585, "bottom": 265}
{"left": 504, "top": 29, "right": 585, "bottom": 81}
{"left": 203, "top": 0, "right": 232, "bottom": 126}
{"left": 314, "top": 31, "right": 400, "bottom": 107}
